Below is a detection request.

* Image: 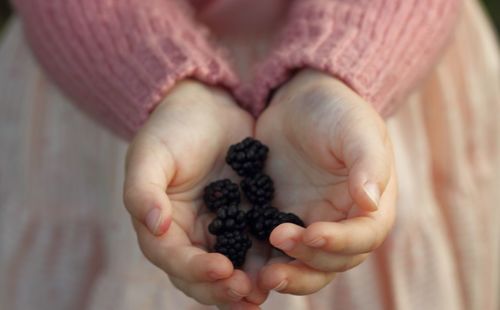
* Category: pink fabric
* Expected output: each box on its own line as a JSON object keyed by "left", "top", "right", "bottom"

{"left": 237, "top": 0, "right": 461, "bottom": 116}
{"left": 13, "top": 0, "right": 460, "bottom": 137}
{"left": 12, "top": 0, "right": 238, "bottom": 139}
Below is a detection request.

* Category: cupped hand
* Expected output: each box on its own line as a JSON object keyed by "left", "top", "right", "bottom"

{"left": 123, "top": 80, "right": 265, "bottom": 309}
{"left": 255, "top": 69, "right": 397, "bottom": 295}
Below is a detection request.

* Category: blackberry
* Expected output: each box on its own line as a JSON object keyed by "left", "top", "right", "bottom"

{"left": 241, "top": 173, "right": 274, "bottom": 205}
{"left": 208, "top": 204, "right": 247, "bottom": 235}
{"left": 278, "top": 212, "right": 305, "bottom": 227}
{"left": 245, "top": 205, "right": 279, "bottom": 240}
{"left": 246, "top": 204, "right": 305, "bottom": 241}
{"left": 214, "top": 230, "right": 252, "bottom": 268}
{"left": 203, "top": 179, "right": 240, "bottom": 212}
{"left": 226, "top": 138, "right": 269, "bottom": 177}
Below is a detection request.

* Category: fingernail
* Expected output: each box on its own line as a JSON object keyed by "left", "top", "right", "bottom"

{"left": 363, "top": 182, "right": 380, "bottom": 210}
{"left": 227, "top": 289, "right": 244, "bottom": 301}
{"left": 272, "top": 280, "right": 288, "bottom": 292}
{"left": 145, "top": 208, "right": 161, "bottom": 234}
{"left": 276, "top": 239, "right": 295, "bottom": 252}
{"left": 306, "top": 237, "right": 326, "bottom": 248}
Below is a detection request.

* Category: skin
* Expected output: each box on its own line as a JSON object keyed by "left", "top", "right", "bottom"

{"left": 123, "top": 81, "right": 265, "bottom": 309}
{"left": 123, "top": 70, "right": 397, "bottom": 309}
{"left": 254, "top": 69, "right": 397, "bottom": 295}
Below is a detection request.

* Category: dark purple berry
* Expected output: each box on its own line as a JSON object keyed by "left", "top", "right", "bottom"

{"left": 246, "top": 204, "right": 305, "bottom": 241}
{"left": 208, "top": 204, "right": 247, "bottom": 235}
{"left": 203, "top": 179, "right": 240, "bottom": 212}
{"left": 241, "top": 173, "right": 274, "bottom": 205}
{"left": 214, "top": 230, "right": 252, "bottom": 268}
{"left": 226, "top": 138, "right": 269, "bottom": 177}
{"left": 278, "top": 212, "right": 305, "bottom": 227}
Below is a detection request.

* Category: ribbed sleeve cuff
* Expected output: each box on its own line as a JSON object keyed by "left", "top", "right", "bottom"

{"left": 14, "top": 0, "right": 238, "bottom": 139}
{"left": 239, "top": 0, "right": 460, "bottom": 117}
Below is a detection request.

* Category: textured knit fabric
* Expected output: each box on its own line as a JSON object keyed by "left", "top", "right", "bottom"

{"left": 236, "top": 0, "right": 461, "bottom": 116}
{"left": 1, "top": 1, "right": 499, "bottom": 309}
{"left": 12, "top": 0, "right": 238, "bottom": 139}
{"left": 13, "top": 0, "right": 460, "bottom": 136}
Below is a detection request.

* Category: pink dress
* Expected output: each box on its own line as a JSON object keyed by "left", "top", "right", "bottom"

{"left": 0, "top": 0, "right": 498, "bottom": 309}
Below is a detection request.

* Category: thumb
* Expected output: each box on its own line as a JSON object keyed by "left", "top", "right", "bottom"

{"left": 342, "top": 114, "right": 392, "bottom": 212}
{"left": 123, "top": 134, "right": 175, "bottom": 235}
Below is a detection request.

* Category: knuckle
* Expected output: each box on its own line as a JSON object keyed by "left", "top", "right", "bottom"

{"left": 122, "top": 185, "right": 142, "bottom": 211}
{"left": 332, "top": 233, "right": 348, "bottom": 252}
{"left": 322, "top": 272, "right": 336, "bottom": 284}
{"left": 299, "top": 247, "right": 317, "bottom": 262}
{"left": 337, "top": 259, "right": 355, "bottom": 272}
{"left": 137, "top": 239, "right": 157, "bottom": 265}
{"left": 341, "top": 255, "right": 367, "bottom": 272}
{"left": 212, "top": 286, "right": 233, "bottom": 304}
{"left": 366, "top": 222, "right": 383, "bottom": 252}
{"left": 123, "top": 184, "right": 162, "bottom": 218}
{"left": 337, "top": 254, "right": 365, "bottom": 272}
{"left": 170, "top": 278, "right": 215, "bottom": 305}
{"left": 180, "top": 287, "right": 200, "bottom": 303}
{"left": 194, "top": 296, "right": 215, "bottom": 306}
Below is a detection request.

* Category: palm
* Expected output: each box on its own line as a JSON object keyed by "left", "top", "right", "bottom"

{"left": 256, "top": 94, "right": 357, "bottom": 227}
{"left": 160, "top": 125, "right": 247, "bottom": 259}
{"left": 148, "top": 91, "right": 256, "bottom": 253}
{"left": 159, "top": 119, "right": 270, "bottom": 274}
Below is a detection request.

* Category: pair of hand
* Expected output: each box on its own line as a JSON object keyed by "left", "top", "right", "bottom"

{"left": 123, "top": 69, "right": 397, "bottom": 309}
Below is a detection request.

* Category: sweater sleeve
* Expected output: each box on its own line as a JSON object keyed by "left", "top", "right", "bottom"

{"left": 12, "top": 0, "right": 238, "bottom": 139}
{"left": 241, "top": 0, "right": 461, "bottom": 117}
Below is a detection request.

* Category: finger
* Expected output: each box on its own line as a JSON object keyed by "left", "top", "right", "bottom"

{"left": 270, "top": 223, "right": 368, "bottom": 272}
{"left": 134, "top": 219, "right": 234, "bottom": 282}
{"left": 301, "top": 210, "right": 392, "bottom": 254}
{"left": 172, "top": 270, "right": 252, "bottom": 305}
{"left": 342, "top": 115, "right": 392, "bottom": 212}
{"left": 219, "top": 301, "right": 262, "bottom": 310}
{"left": 243, "top": 285, "right": 269, "bottom": 306}
{"left": 124, "top": 134, "right": 176, "bottom": 235}
{"left": 302, "top": 171, "right": 396, "bottom": 254}
{"left": 258, "top": 261, "right": 335, "bottom": 295}
{"left": 238, "top": 240, "right": 272, "bottom": 306}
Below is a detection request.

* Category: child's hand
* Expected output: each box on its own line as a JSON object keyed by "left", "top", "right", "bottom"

{"left": 255, "top": 69, "right": 397, "bottom": 295}
{"left": 123, "top": 81, "right": 263, "bottom": 308}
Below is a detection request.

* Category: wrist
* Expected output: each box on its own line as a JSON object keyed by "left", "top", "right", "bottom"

{"left": 273, "top": 69, "right": 374, "bottom": 112}
{"left": 289, "top": 69, "right": 352, "bottom": 95}
{"left": 155, "top": 79, "right": 238, "bottom": 113}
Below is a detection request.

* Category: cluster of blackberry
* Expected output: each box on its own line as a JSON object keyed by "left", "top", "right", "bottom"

{"left": 246, "top": 203, "right": 304, "bottom": 241}
{"left": 203, "top": 179, "right": 251, "bottom": 268}
{"left": 203, "top": 138, "right": 305, "bottom": 268}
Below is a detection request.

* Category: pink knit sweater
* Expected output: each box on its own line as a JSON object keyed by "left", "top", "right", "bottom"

{"left": 13, "top": 0, "right": 460, "bottom": 139}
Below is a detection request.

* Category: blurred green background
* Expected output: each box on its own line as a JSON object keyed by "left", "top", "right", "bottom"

{"left": 483, "top": 0, "right": 500, "bottom": 33}
{"left": 0, "top": 1, "right": 498, "bottom": 36}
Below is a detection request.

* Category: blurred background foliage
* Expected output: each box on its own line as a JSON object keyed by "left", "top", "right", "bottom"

{"left": 0, "top": 1, "right": 498, "bottom": 37}
{"left": 482, "top": 0, "right": 499, "bottom": 32}
{"left": 1, "top": 0, "right": 11, "bottom": 32}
